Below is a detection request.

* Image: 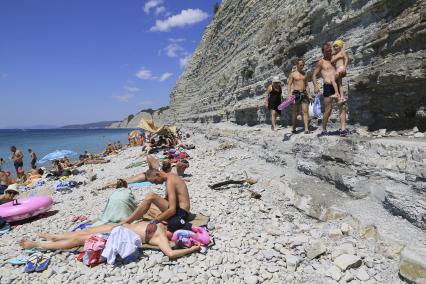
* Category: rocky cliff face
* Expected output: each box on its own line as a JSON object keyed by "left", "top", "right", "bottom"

{"left": 169, "top": 0, "right": 426, "bottom": 130}
{"left": 108, "top": 108, "right": 169, "bottom": 128}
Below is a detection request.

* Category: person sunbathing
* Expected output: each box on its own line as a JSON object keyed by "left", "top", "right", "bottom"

{"left": 99, "top": 155, "right": 188, "bottom": 190}
{"left": 60, "top": 157, "right": 73, "bottom": 169}
{"left": 19, "top": 221, "right": 200, "bottom": 259}
{"left": 27, "top": 167, "right": 44, "bottom": 180}
{"left": 101, "top": 144, "right": 117, "bottom": 156}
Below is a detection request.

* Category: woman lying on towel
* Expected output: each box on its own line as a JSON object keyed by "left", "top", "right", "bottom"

{"left": 19, "top": 221, "right": 200, "bottom": 259}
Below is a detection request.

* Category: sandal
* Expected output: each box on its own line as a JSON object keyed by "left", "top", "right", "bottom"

{"left": 304, "top": 131, "right": 312, "bottom": 134}
{"left": 35, "top": 257, "right": 50, "bottom": 272}
{"left": 8, "top": 255, "right": 28, "bottom": 265}
{"left": 24, "top": 254, "right": 41, "bottom": 273}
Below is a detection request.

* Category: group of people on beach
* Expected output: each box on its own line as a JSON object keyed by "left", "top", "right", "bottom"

{"left": 19, "top": 130, "right": 202, "bottom": 259}
{"left": 265, "top": 40, "right": 348, "bottom": 137}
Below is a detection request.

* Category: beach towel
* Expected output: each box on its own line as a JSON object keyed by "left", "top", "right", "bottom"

{"left": 125, "top": 161, "right": 146, "bottom": 169}
{"left": 101, "top": 226, "right": 142, "bottom": 265}
{"left": 128, "top": 181, "right": 155, "bottom": 188}
{"left": 93, "top": 188, "right": 137, "bottom": 226}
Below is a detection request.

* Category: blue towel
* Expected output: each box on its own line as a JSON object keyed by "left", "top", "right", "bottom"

{"left": 128, "top": 181, "right": 154, "bottom": 188}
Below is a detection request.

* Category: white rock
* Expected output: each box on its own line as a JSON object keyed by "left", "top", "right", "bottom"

{"left": 356, "top": 267, "right": 370, "bottom": 281}
{"left": 329, "top": 228, "right": 343, "bottom": 240}
{"left": 334, "top": 254, "right": 362, "bottom": 271}
{"left": 306, "top": 241, "right": 327, "bottom": 260}
{"left": 244, "top": 275, "right": 258, "bottom": 284}
{"left": 326, "top": 265, "right": 342, "bottom": 281}
{"left": 332, "top": 243, "right": 356, "bottom": 260}
{"left": 285, "top": 255, "right": 300, "bottom": 272}
{"left": 341, "top": 223, "right": 351, "bottom": 235}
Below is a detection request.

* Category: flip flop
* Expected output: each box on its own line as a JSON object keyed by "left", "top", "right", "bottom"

{"left": 8, "top": 255, "right": 28, "bottom": 265}
{"left": 0, "top": 224, "right": 11, "bottom": 234}
{"left": 24, "top": 255, "right": 40, "bottom": 273}
{"left": 35, "top": 257, "right": 50, "bottom": 272}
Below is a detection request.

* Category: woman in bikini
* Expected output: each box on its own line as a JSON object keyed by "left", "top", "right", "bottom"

{"left": 19, "top": 221, "right": 200, "bottom": 259}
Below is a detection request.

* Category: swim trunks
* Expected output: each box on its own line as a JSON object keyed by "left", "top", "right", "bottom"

{"left": 323, "top": 84, "right": 335, "bottom": 98}
{"left": 30, "top": 159, "right": 37, "bottom": 168}
{"left": 268, "top": 88, "right": 282, "bottom": 115}
{"left": 292, "top": 90, "right": 309, "bottom": 104}
{"left": 13, "top": 161, "right": 23, "bottom": 170}
{"left": 167, "top": 208, "right": 192, "bottom": 232}
{"left": 0, "top": 184, "right": 7, "bottom": 195}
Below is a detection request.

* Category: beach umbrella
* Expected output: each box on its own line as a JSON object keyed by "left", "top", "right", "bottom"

{"left": 38, "top": 150, "right": 77, "bottom": 164}
{"left": 128, "top": 130, "right": 141, "bottom": 138}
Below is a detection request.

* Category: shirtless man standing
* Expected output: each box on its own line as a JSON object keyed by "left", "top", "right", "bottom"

{"left": 120, "top": 169, "right": 192, "bottom": 232}
{"left": 312, "top": 43, "right": 348, "bottom": 137}
{"left": 287, "top": 58, "right": 313, "bottom": 134}
{"left": 10, "top": 146, "right": 24, "bottom": 178}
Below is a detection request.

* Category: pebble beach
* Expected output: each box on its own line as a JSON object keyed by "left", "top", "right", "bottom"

{"left": 0, "top": 125, "right": 409, "bottom": 284}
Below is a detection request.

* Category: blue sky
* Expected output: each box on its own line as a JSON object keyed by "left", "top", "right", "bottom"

{"left": 0, "top": 0, "right": 219, "bottom": 128}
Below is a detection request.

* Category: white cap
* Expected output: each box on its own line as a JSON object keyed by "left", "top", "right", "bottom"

{"left": 272, "top": 76, "right": 281, "bottom": 83}
{"left": 5, "top": 183, "right": 19, "bottom": 194}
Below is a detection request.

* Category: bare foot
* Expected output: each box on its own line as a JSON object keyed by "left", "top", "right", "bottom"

{"left": 37, "top": 232, "right": 57, "bottom": 241}
{"left": 19, "top": 239, "right": 38, "bottom": 249}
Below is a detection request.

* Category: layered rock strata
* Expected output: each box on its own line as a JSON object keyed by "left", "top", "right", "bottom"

{"left": 169, "top": 0, "right": 426, "bottom": 130}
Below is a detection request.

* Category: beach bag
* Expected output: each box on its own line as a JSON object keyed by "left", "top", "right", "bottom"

{"left": 313, "top": 95, "right": 322, "bottom": 118}
{"left": 83, "top": 235, "right": 107, "bottom": 252}
{"left": 77, "top": 235, "right": 107, "bottom": 267}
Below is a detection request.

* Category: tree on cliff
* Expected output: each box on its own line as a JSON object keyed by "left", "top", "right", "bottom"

{"left": 214, "top": 3, "right": 220, "bottom": 14}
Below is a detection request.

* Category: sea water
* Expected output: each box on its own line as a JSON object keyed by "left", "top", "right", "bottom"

{"left": 0, "top": 128, "right": 131, "bottom": 175}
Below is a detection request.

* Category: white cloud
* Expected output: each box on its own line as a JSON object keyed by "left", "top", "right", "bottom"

{"left": 150, "top": 9, "right": 209, "bottom": 32}
{"left": 135, "top": 67, "right": 172, "bottom": 82}
{"left": 123, "top": 86, "right": 141, "bottom": 93}
{"left": 136, "top": 68, "right": 154, "bottom": 80}
{"left": 144, "top": 0, "right": 163, "bottom": 14}
{"left": 164, "top": 43, "right": 185, "bottom": 58}
{"left": 169, "top": 38, "right": 185, "bottom": 43}
{"left": 114, "top": 94, "right": 134, "bottom": 102}
{"left": 179, "top": 55, "right": 191, "bottom": 68}
{"left": 159, "top": 72, "right": 173, "bottom": 82}
{"left": 155, "top": 6, "right": 166, "bottom": 16}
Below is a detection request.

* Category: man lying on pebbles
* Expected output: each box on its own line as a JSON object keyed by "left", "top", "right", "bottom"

{"left": 99, "top": 155, "right": 188, "bottom": 190}
{"left": 19, "top": 221, "right": 200, "bottom": 259}
{"left": 119, "top": 169, "right": 193, "bottom": 233}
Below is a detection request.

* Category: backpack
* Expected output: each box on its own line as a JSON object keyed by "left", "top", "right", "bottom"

{"left": 77, "top": 235, "right": 107, "bottom": 267}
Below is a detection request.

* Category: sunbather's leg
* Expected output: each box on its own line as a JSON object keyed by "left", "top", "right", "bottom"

{"left": 122, "top": 192, "right": 168, "bottom": 224}
{"left": 126, "top": 172, "right": 147, "bottom": 184}
{"left": 20, "top": 234, "right": 87, "bottom": 250}
{"left": 147, "top": 204, "right": 162, "bottom": 218}
{"left": 38, "top": 224, "right": 116, "bottom": 241}
{"left": 147, "top": 155, "right": 160, "bottom": 170}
